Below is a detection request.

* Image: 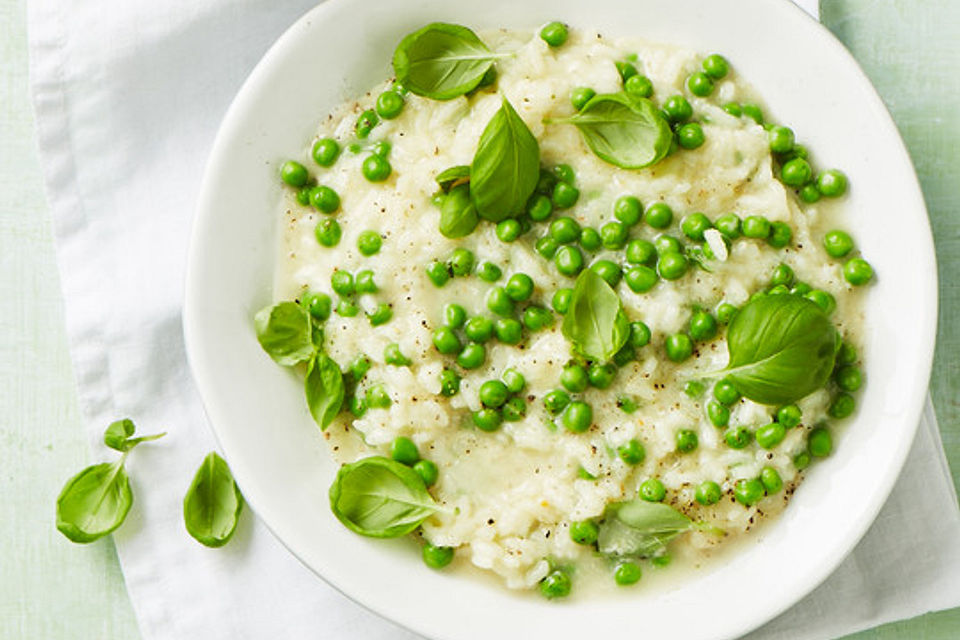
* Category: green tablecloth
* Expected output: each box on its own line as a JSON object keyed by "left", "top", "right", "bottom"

{"left": 1, "top": 0, "right": 957, "bottom": 637}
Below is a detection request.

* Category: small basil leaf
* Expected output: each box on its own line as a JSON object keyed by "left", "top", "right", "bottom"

{"left": 56, "top": 461, "right": 133, "bottom": 543}
{"left": 328, "top": 456, "right": 438, "bottom": 538}
{"left": 183, "top": 452, "right": 244, "bottom": 548}
{"left": 725, "top": 294, "right": 839, "bottom": 405}
{"left": 439, "top": 183, "right": 480, "bottom": 238}
{"left": 104, "top": 419, "right": 135, "bottom": 452}
{"left": 435, "top": 165, "right": 471, "bottom": 192}
{"left": 561, "top": 269, "right": 630, "bottom": 362}
{"left": 305, "top": 353, "right": 345, "bottom": 429}
{"left": 393, "top": 23, "right": 496, "bottom": 100}
{"left": 549, "top": 93, "right": 672, "bottom": 169}
{"left": 597, "top": 499, "right": 692, "bottom": 559}
{"left": 470, "top": 97, "right": 540, "bottom": 222}
{"left": 254, "top": 301, "right": 316, "bottom": 366}
{"left": 685, "top": 245, "right": 714, "bottom": 273}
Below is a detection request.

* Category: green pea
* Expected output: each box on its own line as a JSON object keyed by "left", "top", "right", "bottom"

{"left": 314, "top": 218, "right": 342, "bottom": 247}
{"left": 304, "top": 292, "right": 332, "bottom": 321}
{"left": 561, "top": 363, "right": 589, "bottom": 393}
{"left": 804, "top": 289, "right": 836, "bottom": 314}
{"left": 472, "top": 408, "right": 502, "bottom": 432}
{"left": 645, "top": 202, "right": 674, "bottom": 229}
{"left": 723, "top": 102, "right": 743, "bottom": 117}
{"left": 432, "top": 326, "right": 461, "bottom": 355}
{"left": 760, "top": 466, "right": 783, "bottom": 493}
{"left": 799, "top": 183, "right": 822, "bottom": 203}
{"left": 523, "top": 305, "right": 554, "bottom": 332}
{"left": 570, "top": 520, "right": 599, "bottom": 545}
{"left": 780, "top": 158, "right": 811, "bottom": 187}
{"left": 527, "top": 194, "right": 553, "bottom": 221}
{"left": 375, "top": 90, "right": 404, "bottom": 119}
{"left": 823, "top": 230, "right": 854, "bottom": 258}
{"left": 308, "top": 186, "right": 339, "bottom": 214}
{"left": 676, "top": 429, "right": 699, "bottom": 453}
{"left": 562, "top": 401, "right": 593, "bottom": 433}
{"left": 501, "top": 368, "right": 526, "bottom": 394}
{"left": 755, "top": 422, "right": 786, "bottom": 449}
{"left": 597, "top": 222, "right": 627, "bottom": 251}
{"left": 505, "top": 273, "right": 535, "bottom": 302}
{"left": 457, "top": 343, "right": 486, "bottom": 370}
{"left": 390, "top": 436, "right": 419, "bottom": 465}
{"left": 571, "top": 86, "right": 596, "bottom": 111}
{"left": 368, "top": 303, "right": 393, "bottom": 326}
{"left": 543, "top": 389, "right": 571, "bottom": 415}
{"left": 664, "top": 333, "right": 693, "bottom": 362}
{"left": 639, "top": 478, "right": 666, "bottom": 502}
{"left": 336, "top": 298, "right": 359, "bottom": 317}
{"left": 713, "top": 378, "right": 740, "bottom": 405}
{"left": 689, "top": 310, "right": 718, "bottom": 341}
{"left": 678, "top": 213, "right": 710, "bottom": 242}
{"left": 361, "top": 154, "right": 391, "bottom": 182}
{"left": 794, "top": 451, "right": 812, "bottom": 470}
{"left": 706, "top": 400, "right": 730, "bottom": 428}
{"left": 614, "top": 561, "right": 642, "bottom": 586}
{"left": 535, "top": 236, "right": 560, "bottom": 259}
{"left": 366, "top": 384, "right": 391, "bottom": 409}
{"left": 695, "top": 480, "right": 722, "bottom": 505}
{"left": 411, "top": 460, "right": 438, "bottom": 488}
{"left": 768, "top": 222, "right": 793, "bottom": 249}
{"left": 425, "top": 260, "right": 450, "bottom": 287}
{"left": 330, "top": 270, "right": 354, "bottom": 297}
{"left": 351, "top": 230, "right": 381, "bottom": 257}
{"left": 835, "top": 365, "right": 863, "bottom": 392}
{"left": 734, "top": 478, "right": 765, "bottom": 506}
{"left": 843, "top": 258, "right": 873, "bottom": 286}
{"left": 607, "top": 197, "right": 642, "bottom": 229}
{"left": 383, "top": 343, "right": 411, "bottom": 367}
{"left": 809, "top": 426, "right": 833, "bottom": 457}
{"left": 476, "top": 261, "right": 502, "bottom": 282}
{"left": 445, "top": 248, "right": 472, "bottom": 277}
{"left": 624, "top": 239, "right": 655, "bottom": 266}
{"left": 540, "top": 569, "right": 572, "bottom": 599}
{"left": 661, "top": 95, "right": 692, "bottom": 123}
{"left": 494, "top": 318, "right": 523, "bottom": 344}
{"left": 280, "top": 160, "right": 309, "bottom": 187}
{"left": 677, "top": 122, "right": 706, "bottom": 149}
{"left": 555, "top": 245, "right": 584, "bottom": 277}
{"left": 615, "top": 60, "right": 638, "bottom": 82}
{"left": 590, "top": 259, "right": 622, "bottom": 287}
{"left": 421, "top": 543, "right": 455, "bottom": 570}
{"left": 352, "top": 269, "right": 376, "bottom": 294}
{"left": 439, "top": 304, "right": 465, "bottom": 330}
{"left": 493, "top": 218, "right": 520, "bottom": 243}
{"left": 486, "top": 287, "right": 515, "bottom": 317}
{"left": 462, "top": 316, "right": 493, "bottom": 343}
{"left": 624, "top": 74, "right": 653, "bottom": 98}
{"left": 702, "top": 54, "right": 729, "bottom": 79}
{"left": 724, "top": 426, "right": 752, "bottom": 449}
{"left": 836, "top": 340, "right": 857, "bottom": 366}
{"left": 714, "top": 213, "right": 742, "bottom": 239}
{"left": 657, "top": 252, "right": 688, "bottom": 281}
{"left": 552, "top": 182, "right": 579, "bottom": 209}
{"left": 742, "top": 215, "right": 771, "bottom": 239}
{"left": 741, "top": 103, "right": 764, "bottom": 124}
{"left": 439, "top": 368, "right": 461, "bottom": 397}
{"left": 295, "top": 187, "right": 312, "bottom": 206}
{"left": 618, "top": 439, "right": 645, "bottom": 465}
{"left": 536, "top": 168, "right": 558, "bottom": 195}
{"left": 624, "top": 265, "right": 658, "bottom": 293}
{"left": 817, "top": 169, "right": 848, "bottom": 197}
{"left": 829, "top": 393, "right": 856, "bottom": 419}
{"left": 477, "top": 380, "right": 507, "bottom": 408}
{"left": 354, "top": 109, "right": 379, "bottom": 139}
{"left": 684, "top": 380, "right": 705, "bottom": 398}
{"left": 312, "top": 138, "right": 340, "bottom": 166}
{"left": 550, "top": 164, "right": 574, "bottom": 186}
{"left": 777, "top": 404, "right": 802, "bottom": 428}
{"left": 552, "top": 288, "right": 572, "bottom": 314}
{"left": 769, "top": 263, "right": 794, "bottom": 288}
{"left": 587, "top": 363, "right": 617, "bottom": 389}
{"left": 550, "top": 216, "right": 581, "bottom": 244}
{"left": 768, "top": 126, "right": 795, "bottom": 154}
{"left": 540, "top": 21, "right": 569, "bottom": 47}
{"left": 716, "top": 302, "right": 738, "bottom": 324}
{"left": 629, "top": 321, "right": 652, "bottom": 348}
{"left": 501, "top": 396, "right": 526, "bottom": 422}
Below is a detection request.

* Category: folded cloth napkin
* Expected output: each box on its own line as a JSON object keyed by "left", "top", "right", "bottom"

{"left": 28, "top": 0, "right": 960, "bottom": 638}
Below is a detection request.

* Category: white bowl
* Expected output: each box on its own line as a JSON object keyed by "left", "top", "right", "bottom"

{"left": 183, "top": 0, "right": 937, "bottom": 638}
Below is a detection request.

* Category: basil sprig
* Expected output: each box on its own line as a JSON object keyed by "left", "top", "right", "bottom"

{"left": 56, "top": 419, "right": 165, "bottom": 543}
{"left": 723, "top": 294, "right": 839, "bottom": 405}
{"left": 183, "top": 452, "right": 244, "bottom": 548}
{"left": 597, "top": 499, "right": 721, "bottom": 559}
{"left": 329, "top": 456, "right": 439, "bottom": 538}
{"left": 547, "top": 93, "right": 672, "bottom": 169}
{"left": 255, "top": 301, "right": 345, "bottom": 429}
{"left": 470, "top": 97, "right": 541, "bottom": 221}
{"left": 561, "top": 269, "right": 630, "bottom": 362}
{"left": 393, "top": 23, "right": 500, "bottom": 100}
{"left": 438, "top": 183, "right": 479, "bottom": 238}
{"left": 435, "top": 165, "right": 471, "bottom": 193}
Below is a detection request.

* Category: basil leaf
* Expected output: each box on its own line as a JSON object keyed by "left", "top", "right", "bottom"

{"left": 597, "top": 499, "right": 692, "bottom": 559}
{"left": 305, "top": 353, "right": 345, "bottom": 429}
{"left": 439, "top": 183, "right": 479, "bottom": 238}
{"left": 56, "top": 461, "right": 133, "bottom": 543}
{"left": 328, "top": 456, "right": 438, "bottom": 538}
{"left": 254, "top": 301, "right": 316, "bottom": 366}
{"left": 549, "top": 94, "right": 672, "bottom": 169}
{"left": 470, "top": 97, "right": 540, "bottom": 222}
{"left": 393, "top": 23, "right": 497, "bottom": 100}
{"left": 435, "top": 165, "right": 471, "bottom": 192}
{"left": 103, "top": 418, "right": 165, "bottom": 452}
{"left": 561, "top": 269, "right": 630, "bottom": 362}
{"left": 725, "top": 294, "right": 839, "bottom": 405}
{"left": 183, "top": 452, "right": 244, "bottom": 548}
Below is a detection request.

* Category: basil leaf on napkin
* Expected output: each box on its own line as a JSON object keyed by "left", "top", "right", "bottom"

{"left": 329, "top": 456, "right": 438, "bottom": 538}
{"left": 183, "top": 452, "right": 244, "bottom": 548}
{"left": 724, "top": 294, "right": 839, "bottom": 405}
{"left": 393, "top": 23, "right": 499, "bottom": 100}
{"left": 254, "top": 301, "right": 316, "bottom": 366}
{"left": 561, "top": 269, "right": 630, "bottom": 362}
{"left": 104, "top": 417, "right": 165, "bottom": 452}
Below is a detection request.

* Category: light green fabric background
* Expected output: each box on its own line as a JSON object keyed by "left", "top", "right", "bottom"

{"left": 1, "top": 0, "right": 956, "bottom": 637}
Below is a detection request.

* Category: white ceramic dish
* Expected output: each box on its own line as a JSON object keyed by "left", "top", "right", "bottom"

{"left": 183, "top": 0, "right": 937, "bottom": 638}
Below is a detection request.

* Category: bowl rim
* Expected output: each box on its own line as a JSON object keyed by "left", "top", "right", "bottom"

{"left": 183, "top": 0, "right": 939, "bottom": 638}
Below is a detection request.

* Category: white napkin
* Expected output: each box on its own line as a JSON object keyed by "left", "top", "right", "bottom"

{"left": 28, "top": 0, "right": 960, "bottom": 639}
